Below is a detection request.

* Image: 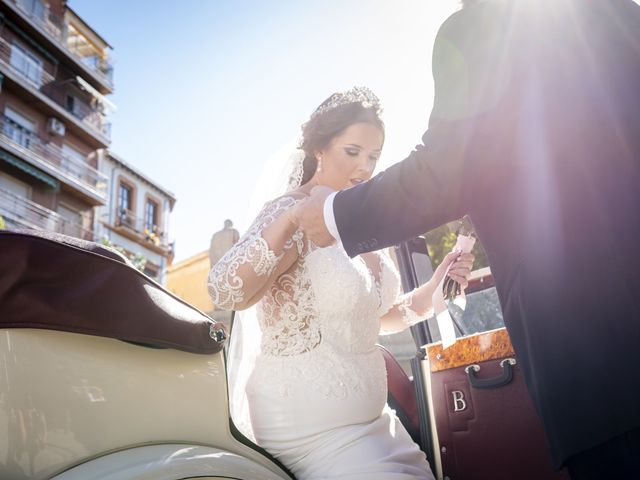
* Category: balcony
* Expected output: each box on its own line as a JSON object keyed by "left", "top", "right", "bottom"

{"left": 12, "top": 0, "right": 63, "bottom": 41}
{"left": 111, "top": 208, "right": 172, "bottom": 255}
{"left": 0, "top": 35, "right": 112, "bottom": 143}
{"left": 4, "top": 0, "right": 114, "bottom": 91}
{"left": 0, "top": 187, "right": 94, "bottom": 240}
{"left": 0, "top": 34, "right": 55, "bottom": 89}
{"left": 66, "top": 23, "right": 113, "bottom": 89}
{"left": 0, "top": 115, "right": 108, "bottom": 203}
{"left": 65, "top": 91, "right": 111, "bottom": 139}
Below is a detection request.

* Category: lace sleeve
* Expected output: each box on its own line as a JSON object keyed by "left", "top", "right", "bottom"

{"left": 207, "top": 196, "right": 304, "bottom": 311}
{"left": 377, "top": 252, "right": 427, "bottom": 335}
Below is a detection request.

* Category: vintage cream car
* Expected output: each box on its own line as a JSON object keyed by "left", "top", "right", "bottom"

{"left": 0, "top": 230, "right": 568, "bottom": 480}
{"left": 0, "top": 230, "right": 294, "bottom": 480}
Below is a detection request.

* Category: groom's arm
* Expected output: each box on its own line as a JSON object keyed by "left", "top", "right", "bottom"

{"left": 330, "top": 4, "right": 507, "bottom": 257}
{"left": 332, "top": 121, "right": 468, "bottom": 257}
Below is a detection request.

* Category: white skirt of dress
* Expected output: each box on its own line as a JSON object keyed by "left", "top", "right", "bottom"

{"left": 255, "top": 403, "right": 434, "bottom": 480}
{"left": 245, "top": 346, "right": 434, "bottom": 480}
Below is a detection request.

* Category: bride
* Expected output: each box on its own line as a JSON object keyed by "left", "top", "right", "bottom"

{"left": 208, "top": 87, "right": 474, "bottom": 480}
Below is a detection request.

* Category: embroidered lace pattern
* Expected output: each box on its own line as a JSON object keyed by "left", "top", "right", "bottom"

{"left": 209, "top": 202, "right": 422, "bottom": 400}
{"left": 207, "top": 196, "right": 303, "bottom": 310}
{"left": 208, "top": 196, "right": 321, "bottom": 355}
{"left": 375, "top": 251, "right": 425, "bottom": 329}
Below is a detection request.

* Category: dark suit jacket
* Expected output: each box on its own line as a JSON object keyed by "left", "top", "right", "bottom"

{"left": 334, "top": 0, "right": 640, "bottom": 468}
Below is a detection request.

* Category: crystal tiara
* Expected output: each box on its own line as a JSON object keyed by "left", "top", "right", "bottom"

{"left": 310, "top": 86, "right": 381, "bottom": 119}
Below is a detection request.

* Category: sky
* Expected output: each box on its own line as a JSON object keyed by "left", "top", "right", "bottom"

{"left": 70, "top": 0, "right": 460, "bottom": 263}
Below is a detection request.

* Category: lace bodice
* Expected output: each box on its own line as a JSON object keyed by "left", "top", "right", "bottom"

{"left": 208, "top": 195, "right": 422, "bottom": 359}
{"left": 303, "top": 246, "right": 396, "bottom": 353}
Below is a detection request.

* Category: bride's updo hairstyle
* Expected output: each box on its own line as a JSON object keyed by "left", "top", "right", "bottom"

{"left": 299, "top": 87, "right": 384, "bottom": 186}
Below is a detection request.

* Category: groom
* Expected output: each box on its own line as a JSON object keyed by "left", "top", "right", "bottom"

{"left": 295, "top": 1, "right": 640, "bottom": 478}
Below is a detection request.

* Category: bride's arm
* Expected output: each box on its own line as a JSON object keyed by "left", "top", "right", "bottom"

{"left": 207, "top": 196, "right": 304, "bottom": 311}
{"left": 376, "top": 251, "right": 474, "bottom": 335}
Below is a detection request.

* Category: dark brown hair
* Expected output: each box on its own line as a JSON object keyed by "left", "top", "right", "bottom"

{"left": 298, "top": 100, "right": 385, "bottom": 186}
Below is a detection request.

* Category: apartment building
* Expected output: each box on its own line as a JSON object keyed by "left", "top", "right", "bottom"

{"left": 96, "top": 151, "right": 176, "bottom": 284}
{"left": 0, "top": 0, "right": 113, "bottom": 239}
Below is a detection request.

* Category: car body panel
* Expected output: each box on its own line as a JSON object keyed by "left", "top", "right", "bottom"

{"left": 0, "top": 329, "right": 290, "bottom": 480}
{"left": 50, "top": 444, "right": 286, "bottom": 480}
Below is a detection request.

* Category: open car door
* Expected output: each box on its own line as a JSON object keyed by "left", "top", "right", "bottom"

{"left": 395, "top": 233, "right": 570, "bottom": 480}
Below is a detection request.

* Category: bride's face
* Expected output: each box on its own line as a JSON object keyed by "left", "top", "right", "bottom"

{"left": 316, "top": 122, "right": 384, "bottom": 191}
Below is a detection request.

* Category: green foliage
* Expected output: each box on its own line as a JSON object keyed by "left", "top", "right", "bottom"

{"left": 0, "top": 215, "right": 5, "bottom": 230}
{"left": 423, "top": 219, "right": 489, "bottom": 269}
{"left": 100, "top": 237, "right": 147, "bottom": 272}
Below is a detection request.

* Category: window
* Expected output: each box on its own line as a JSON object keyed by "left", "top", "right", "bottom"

{"left": 3, "top": 106, "right": 35, "bottom": 149}
{"left": 0, "top": 172, "right": 30, "bottom": 198}
{"left": 144, "top": 200, "right": 158, "bottom": 231}
{"left": 116, "top": 179, "right": 136, "bottom": 229}
{"left": 118, "top": 183, "right": 132, "bottom": 212}
{"left": 10, "top": 41, "right": 44, "bottom": 88}
{"left": 144, "top": 199, "right": 160, "bottom": 245}
{"left": 16, "top": 0, "right": 46, "bottom": 20}
{"left": 379, "top": 219, "right": 503, "bottom": 375}
{"left": 65, "top": 94, "right": 84, "bottom": 118}
{"left": 408, "top": 222, "right": 502, "bottom": 332}
{"left": 65, "top": 88, "right": 94, "bottom": 119}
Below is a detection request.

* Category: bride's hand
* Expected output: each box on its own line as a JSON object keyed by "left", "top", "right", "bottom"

{"left": 292, "top": 186, "right": 336, "bottom": 247}
{"left": 432, "top": 251, "right": 475, "bottom": 290}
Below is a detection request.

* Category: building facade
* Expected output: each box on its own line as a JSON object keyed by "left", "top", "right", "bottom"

{"left": 96, "top": 151, "right": 176, "bottom": 284}
{"left": 0, "top": 0, "right": 177, "bottom": 286}
{"left": 0, "top": 0, "right": 114, "bottom": 239}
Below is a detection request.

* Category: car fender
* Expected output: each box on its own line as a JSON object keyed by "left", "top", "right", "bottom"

{"left": 51, "top": 444, "right": 290, "bottom": 480}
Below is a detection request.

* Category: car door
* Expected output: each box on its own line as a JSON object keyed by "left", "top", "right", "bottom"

{"left": 394, "top": 221, "right": 569, "bottom": 480}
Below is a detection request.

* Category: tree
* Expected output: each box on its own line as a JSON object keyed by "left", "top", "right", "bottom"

{"left": 423, "top": 218, "right": 489, "bottom": 270}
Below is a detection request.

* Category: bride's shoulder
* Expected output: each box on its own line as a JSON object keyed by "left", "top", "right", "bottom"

{"left": 264, "top": 191, "right": 307, "bottom": 209}
{"left": 273, "top": 191, "right": 308, "bottom": 202}
{"left": 254, "top": 192, "right": 307, "bottom": 219}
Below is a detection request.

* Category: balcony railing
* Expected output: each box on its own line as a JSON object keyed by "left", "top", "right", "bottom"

{"left": 67, "top": 43, "right": 114, "bottom": 87}
{"left": 0, "top": 187, "right": 94, "bottom": 240}
{"left": 115, "top": 208, "right": 170, "bottom": 250}
{"left": 9, "top": 0, "right": 114, "bottom": 88}
{"left": 13, "top": 0, "right": 63, "bottom": 40}
{"left": 0, "top": 36, "right": 111, "bottom": 140}
{"left": 0, "top": 115, "right": 108, "bottom": 201}
{"left": 66, "top": 95, "right": 111, "bottom": 138}
{"left": 0, "top": 34, "right": 55, "bottom": 90}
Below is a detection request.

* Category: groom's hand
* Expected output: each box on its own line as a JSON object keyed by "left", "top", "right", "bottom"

{"left": 294, "top": 186, "right": 336, "bottom": 247}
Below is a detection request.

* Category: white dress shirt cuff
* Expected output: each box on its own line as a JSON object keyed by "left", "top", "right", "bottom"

{"left": 323, "top": 192, "right": 341, "bottom": 243}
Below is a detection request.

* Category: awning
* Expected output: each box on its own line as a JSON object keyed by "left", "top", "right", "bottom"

{"left": 76, "top": 76, "right": 117, "bottom": 112}
{"left": 0, "top": 149, "right": 60, "bottom": 191}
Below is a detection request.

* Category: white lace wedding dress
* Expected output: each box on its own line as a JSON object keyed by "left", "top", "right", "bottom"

{"left": 208, "top": 196, "right": 434, "bottom": 480}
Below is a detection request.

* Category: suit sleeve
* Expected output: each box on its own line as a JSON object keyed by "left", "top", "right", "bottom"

{"left": 334, "top": 6, "right": 505, "bottom": 257}
{"left": 334, "top": 125, "right": 468, "bottom": 257}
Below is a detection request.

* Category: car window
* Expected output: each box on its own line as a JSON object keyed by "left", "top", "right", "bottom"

{"left": 386, "top": 217, "right": 505, "bottom": 354}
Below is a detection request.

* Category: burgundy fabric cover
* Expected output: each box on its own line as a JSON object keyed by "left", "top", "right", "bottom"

{"left": 0, "top": 230, "right": 225, "bottom": 354}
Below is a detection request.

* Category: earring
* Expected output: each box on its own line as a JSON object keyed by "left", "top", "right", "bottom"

{"left": 317, "top": 157, "right": 322, "bottom": 173}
